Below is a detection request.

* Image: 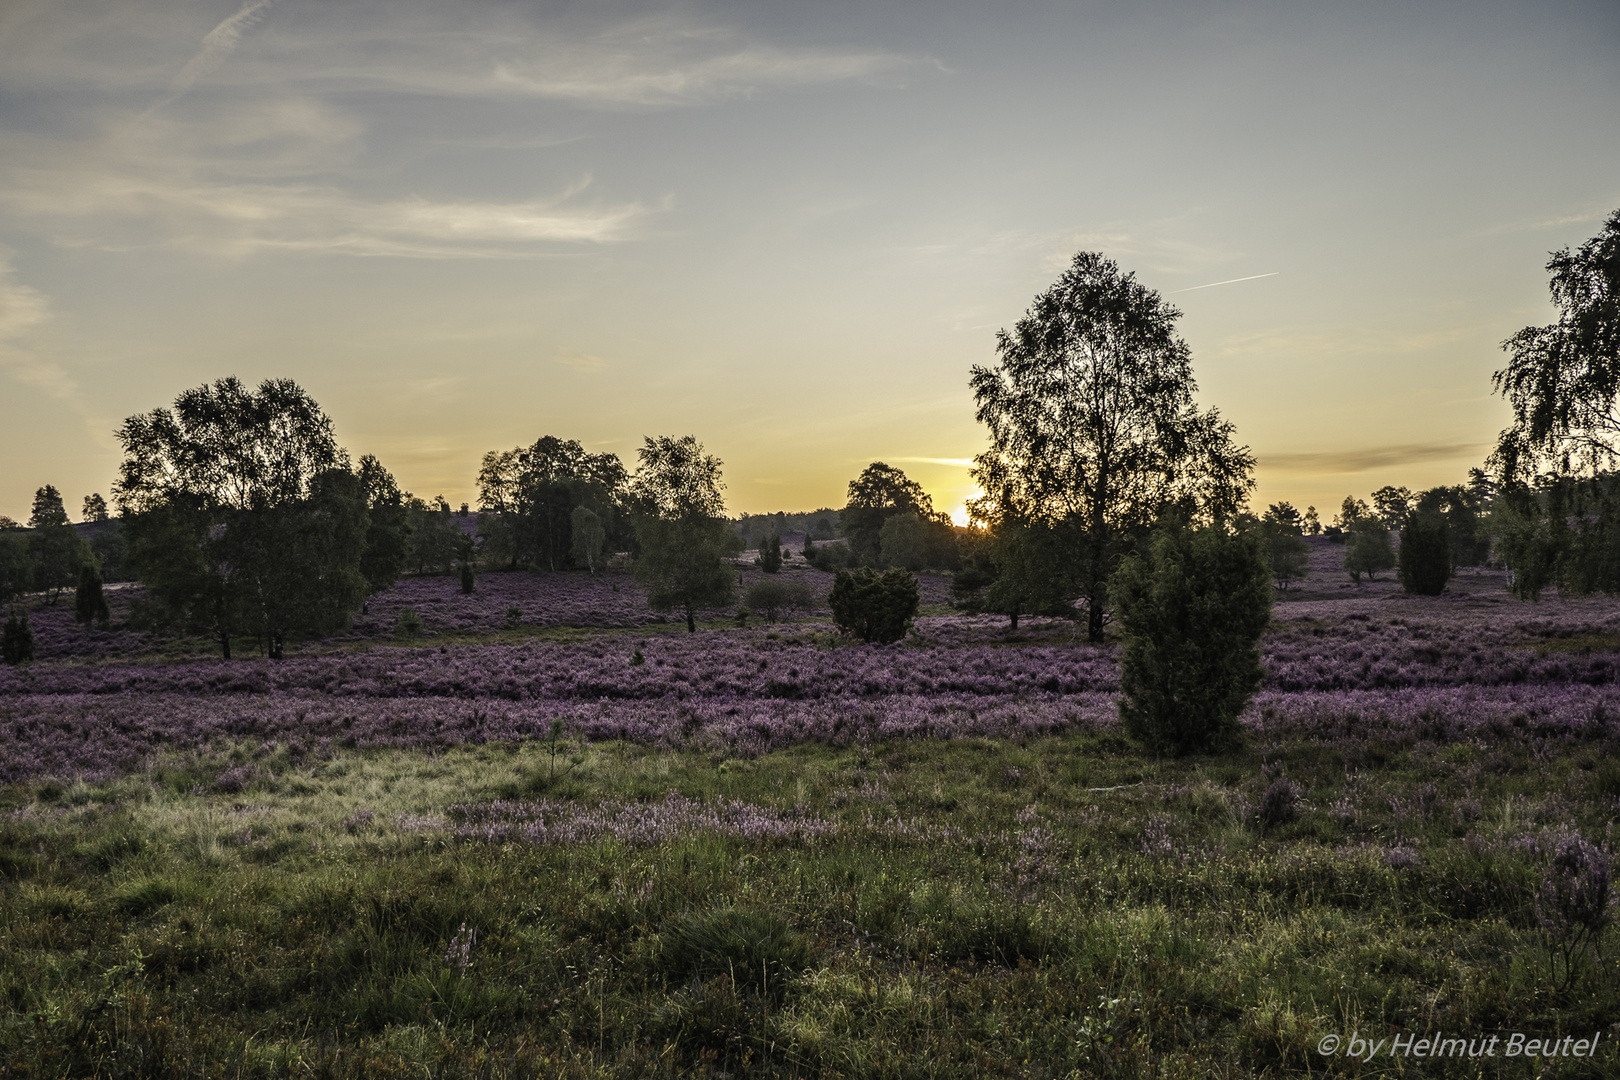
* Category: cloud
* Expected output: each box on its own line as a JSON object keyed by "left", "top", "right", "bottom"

{"left": 1260, "top": 442, "right": 1488, "bottom": 475}
{"left": 556, "top": 352, "right": 607, "bottom": 372}
{"left": 484, "top": 37, "right": 925, "bottom": 106}
{"left": 2, "top": 119, "right": 652, "bottom": 259}
{"left": 0, "top": 257, "right": 78, "bottom": 401}
{"left": 891, "top": 456, "right": 976, "bottom": 467}
{"left": 159, "top": 0, "right": 276, "bottom": 106}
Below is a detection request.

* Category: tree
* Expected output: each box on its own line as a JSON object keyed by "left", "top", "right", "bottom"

{"left": 1303, "top": 506, "right": 1321, "bottom": 535}
{"left": 114, "top": 377, "right": 371, "bottom": 659}
{"left": 842, "top": 463, "right": 939, "bottom": 564}
{"left": 407, "top": 496, "right": 461, "bottom": 575}
{"left": 757, "top": 533, "right": 782, "bottom": 573}
{"left": 477, "top": 436, "right": 628, "bottom": 571}
{"left": 357, "top": 454, "right": 412, "bottom": 594}
{"left": 1264, "top": 502, "right": 1303, "bottom": 533}
{"left": 571, "top": 506, "right": 606, "bottom": 573}
{"left": 0, "top": 531, "right": 28, "bottom": 603}
{"left": 631, "top": 436, "right": 741, "bottom": 631}
{"left": 1398, "top": 511, "right": 1452, "bottom": 595}
{"left": 1491, "top": 209, "right": 1620, "bottom": 480}
{"left": 1111, "top": 523, "right": 1271, "bottom": 755}
{"left": 1371, "top": 485, "right": 1414, "bottom": 530}
{"left": 1258, "top": 521, "right": 1309, "bottom": 591}
{"left": 82, "top": 493, "right": 110, "bottom": 523}
{"left": 1344, "top": 519, "right": 1396, "bottom": 583}
{"left": 630, "top": 435, "right": 727, "bottom": 519}
{"left": 829, "top": 567, "right": 919, "bottom": 644}
{"left": 969, "top": 251, "right": 1255, "bottom": 641}
{"left": 635, "top": 516, "right": 740, "bottom": 631}
{"left": 878, "top": 512, "right": 959, "bottom": 572}
{"left": 27, "top": 485, "right": 84, "bottom": 603}
{"left": 1334, "top": 496, "right": 1370, "bottom": 530}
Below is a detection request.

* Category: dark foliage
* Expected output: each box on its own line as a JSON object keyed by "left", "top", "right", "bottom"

{"left": 74, "top": 560, "right": 110, "bottom": 625}
{"left": 829, "top": 566, "right": 920, "bottom": 644}
{"left": 842, "top": 462, "right": 938, "bottom": 565}
{"left": 757, "top": 533, "right": 782, "bottom": 574}
{"left": 1112, "top": 523, "right": 1271, "bottom": 755}
{"left": 1492, "top": 208, "right": 1620, "bottom": 480}
{"left": 1, "top": 606, "right": 34, "bottom": 663}
{"left": 1399, "top": 513, "right": 1453, "bottom": 595}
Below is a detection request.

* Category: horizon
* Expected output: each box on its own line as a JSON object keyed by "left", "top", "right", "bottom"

{"left": 2, "top": 0, "right": 1618, "bottom": 524}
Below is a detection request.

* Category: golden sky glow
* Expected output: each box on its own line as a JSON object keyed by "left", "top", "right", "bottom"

{"left": 1, "top": 0, "right": 1618, "bottom": 523}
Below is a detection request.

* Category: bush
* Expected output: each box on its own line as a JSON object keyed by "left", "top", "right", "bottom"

{"left": 829, "top": 567, "right": 919, "bottom": 644}
{"left": 394, "top": 607, "right": 423, "bottom": 640}
{"left": 1398, "top": 513, "right": 1452, "bottom": 595}
{"left": 1259, "top": 522, "right": 1309, "bottom": 590}
{"left": 744, "top": 578, "right": 813, "bottom": 622}
{"left": 806, "top": 541, "right": 856, "bottom": 572}
{"left": 1111, "top": 524, "right": 1272, "bottom": 755}
{"left": 756, "top": 533, "right": 782, "bottom": 574}
{"left": 74, "top": 561, "right": 109, "bottom": 625}
{"left": 1344, "top": 520, "right": 1396, "bottom": 582}
{"left": 2, "top": 606, "right": 34, "bottom": 664}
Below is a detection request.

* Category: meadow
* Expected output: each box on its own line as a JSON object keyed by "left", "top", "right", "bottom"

{"left": 2, "top": 539, "right": 1618, "bottom": 1077}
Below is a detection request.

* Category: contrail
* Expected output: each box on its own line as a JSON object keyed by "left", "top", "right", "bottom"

{"left": 1170, "top": 272, "right": 1279, "bottom": 294}
{"left": 150, "top": 0, "right": 275, "bottom": 109}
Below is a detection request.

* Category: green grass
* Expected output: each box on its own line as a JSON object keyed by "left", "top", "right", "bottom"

{"left": 2, "top": 732, "right": 1616, "bottom": 1077}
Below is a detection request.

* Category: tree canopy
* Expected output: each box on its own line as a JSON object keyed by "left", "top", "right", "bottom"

{"left": 1492, "top": 209, "right": 1620, "bottom": 480}
{"left": 113, "top": 377, "right": 380, "bottom": 659}
{"left": 842, "top": 462, "right": 941, "bottom": 564}
{"left": 477, "top": 436, "right": 628, "bottom": 571}
{"left": 968, "top": 251, "right": 1255, "bottom": 640}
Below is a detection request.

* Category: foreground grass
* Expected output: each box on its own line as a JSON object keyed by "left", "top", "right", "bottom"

{"left": 2, "top": 731, "right": 1618, "bottom": 1078}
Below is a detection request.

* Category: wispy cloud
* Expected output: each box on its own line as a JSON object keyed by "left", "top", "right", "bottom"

{"left": 892, "top": 456, "right": 976, "bottom": 467}
{"left": 556, "top": 352, "right": 608, "bottom": 372}
{"left": 1170, "top": 272, "right": 1278, "bottom": 293}
{"left": 3, "top": 118, "right": 652, "bottom": 259}
{"left": 157, "top": 0, "right": 276, "bottom": 108}
{"left": 0, "top": 257, "right": 76, "bottom": 401}
{"left": 1260, "top": 442, "right": 1487, "bottom": 474}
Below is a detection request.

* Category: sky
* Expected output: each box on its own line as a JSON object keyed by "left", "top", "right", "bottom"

{"left": 1, "top": 0, "right": 1617, "bottom": 526}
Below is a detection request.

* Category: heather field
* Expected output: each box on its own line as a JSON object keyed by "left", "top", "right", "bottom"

{"left": 3, "top": 547, "right": 1620, "bottom": 1077}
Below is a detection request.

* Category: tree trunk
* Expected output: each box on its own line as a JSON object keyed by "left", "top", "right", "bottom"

{"left": 1009, "top": 610, "right": 1019, "bottom": 631}
{"left": 220, "top": 629, "right": 231, "bottom": 661}
{"left": 1087, "top": 590, "right": 1105, "bottom": 642}
{"left": 685, "top": 607, "right": 696, "bottom": 633}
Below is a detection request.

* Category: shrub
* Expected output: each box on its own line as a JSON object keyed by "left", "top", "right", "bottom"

{"left": 806, "top": 541, "right": 855, "bottom": 572}
{"left": 756, "top": 533, "right": 782, "bottom": 574}
{"left": 74, "top": 561, "right": 110, "bottom": 625}
{"left": 1111, "top": 524, "right": 1272, "bottom": 755}
{"left": 1399, "top": 513, "right": 1452, "bottom": 595}
{"left": 394, "top": 607, "right": 423, "bottom": 640}
{"left": 744, "top": 578, "right": 816, "bottom": 622}
{"left": 1344, "top": 520, "right": 1395, "bottom": 582}
{"left": 2, "top": 606, "right": 34, "bottom": 664}
{"left": 1257, "top": 778, "right": 1302, "bottom": 832}
{"left": 829, "top": 567, "right": 919, "bottom": 644}
{"left": 1536, "top": 835, "right": 1613, "bottom": 989}
{"left": 745, "top": 579, "right": 790, "bottom": 621}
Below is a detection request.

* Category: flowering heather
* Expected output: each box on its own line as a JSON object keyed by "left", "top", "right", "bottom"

{"left": 0, "top": 691, "right": 1120, "bottom": 781}
{"left": 0, "top": 634, "right": 1118, "bottom": 700}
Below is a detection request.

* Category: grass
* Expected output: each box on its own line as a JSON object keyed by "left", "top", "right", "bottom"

{"left": 2, "top": 727, "right": 1617, "bottom": 1077}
